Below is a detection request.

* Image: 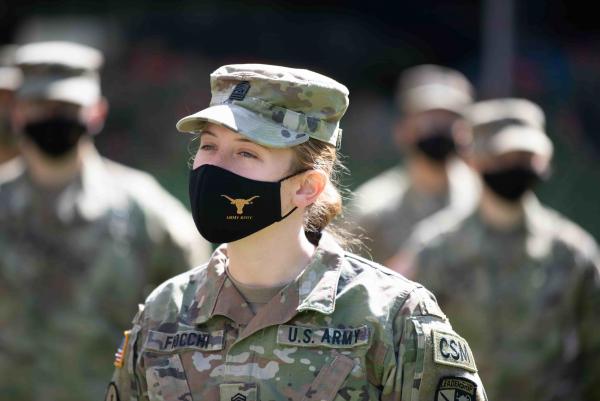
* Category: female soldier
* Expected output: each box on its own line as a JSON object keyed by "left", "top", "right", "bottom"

{"left": 107, "top": 64, "right": 487, "bottom": 401}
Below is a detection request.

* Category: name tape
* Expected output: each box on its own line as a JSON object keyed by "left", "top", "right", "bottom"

{"left": 277, "top": 325, "right": 369, "bottom": 348}
{"left": 144, "top": 330, "right": 224, "bottom": 353}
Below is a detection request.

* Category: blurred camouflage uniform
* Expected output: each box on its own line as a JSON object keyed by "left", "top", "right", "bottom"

{"left": 347, "top": 65, "right": 480, "bottom": 264}
{"left": 407, "top": 99, "right": 600, "bottom": 400}
{"left": 109, "top": 63, "right": 488, "bottom": 401}
{"left": 109, "top": 234, "right": 487, "bottom": 401}
{"left": 0, "top": 42, "right": 212, "bottom": 401}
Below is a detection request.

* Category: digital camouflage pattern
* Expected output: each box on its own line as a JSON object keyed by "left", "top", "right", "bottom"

{"left": 176, "top": 64, "right": 349, "bottom": 148}
{"left": 407, "top": 196, "right": 600, "bottom": 400}
{"left": 109, "top": 233, "right": 487, "bottom": 401}
{"left": 346, "top": 159, "right": 479, "bottom": 264}
{"left": 0, "top": 147, "right": 212, "bottom": 401}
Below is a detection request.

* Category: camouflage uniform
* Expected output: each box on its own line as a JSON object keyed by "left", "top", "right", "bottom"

{"left": 346, "top": 65, "right": 479, "bottom": 264}
{"left": 109, "top": 233, "right": 487, "bottom": 401}
{"left": 406, "top": 98, "right": 600, "bottom": 400}
{"left": 408, "top": 196, "right": 600, "bottom": 400}
{"left": 0, "top": 42, "right": 212, "bottom": 401}
{"left": 0, "top": 146, "right": 211, "bottom": 400}
{"left": 348, "top": 159, "right": 479, "bottom": 263}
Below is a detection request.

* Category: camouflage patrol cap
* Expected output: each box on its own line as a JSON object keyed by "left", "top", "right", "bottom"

{"left": 0, "top": 45, "right": 22, "bottom": 91}
{"left": 398, "top": 64, "right": 474, "bottom": 115}
{"left": 467, "top": 98, "right": 553, "bottom": 158}
{"left": 176, "top": 64, "right": 349, "bottom": 148}
{"left": 15, "top": 41, "right": 104, "bottom": 106}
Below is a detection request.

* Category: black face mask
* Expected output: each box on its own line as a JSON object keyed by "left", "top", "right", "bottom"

{"left": 415, "top": 128, "right": 456, "bottom": 162}
{"left": 482, "top": 166, "right": 541, "bottom": 202}
{"left": 24, "top": 117, "right": 87, "bottom": 158}
{"left": 189, "top": 164, "right": 301, "bottom": 243}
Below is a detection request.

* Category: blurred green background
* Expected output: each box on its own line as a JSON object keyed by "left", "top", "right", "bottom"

{"left": 2, "top": 0, "right": 599, "bottom": 240}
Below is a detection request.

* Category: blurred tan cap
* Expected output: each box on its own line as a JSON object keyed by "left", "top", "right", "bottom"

{"left": 177, "top": 63, "right": 349, "bottom": 148}
{"left": 0, "top": 45, "right": 23, "bottom": 91}
{"left": 15, "top": 41, "right": 104, "bottom": 106}
{"left": 467, "top": 98, "right": 553, "bottom": 158}
{"left": 398, "top": 64, "right": 474, "bottom": 115}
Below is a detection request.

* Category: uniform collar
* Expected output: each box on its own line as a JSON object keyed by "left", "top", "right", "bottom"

{"left": 18, "top": 145, "right": 122, "bottom": 223}
{"left": 188, "top": 232, "right": 345, "bottom": 332}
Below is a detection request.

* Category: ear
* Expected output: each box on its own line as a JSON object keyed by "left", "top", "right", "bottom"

{"left": 291, "top": 170, "right": 327, "bottom": 208}
{"left": 82, "top": 97, "right": 109, "bottom": 135}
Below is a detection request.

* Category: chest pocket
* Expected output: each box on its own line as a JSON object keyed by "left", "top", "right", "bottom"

{"left": 145, "top": 352, "right": 193, "bottom": 401}
{"left": 276, "top": 325, "right": 369, "bottom": 401}
{"left": 142, "top": 329, "right": 225, "bottom": 401}
{"left": 301, "top": 351, "right": 355, "bottom": 401}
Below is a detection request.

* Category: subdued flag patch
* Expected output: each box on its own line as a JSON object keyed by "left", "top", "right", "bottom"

{"left": 113, "top": 330, "right": 130, "bottom": 368}
{"left": 435, "top": 376, "right": 477, "bottom": 401}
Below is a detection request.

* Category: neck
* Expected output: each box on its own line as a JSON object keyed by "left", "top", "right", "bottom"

{"left": 408, "top": 154, "right": 450, "bottom": 195}
{"left": 226, "top": 211, "right": 315, "bottom": 287}
{"left": 478, "top": 188, "right": 526, "bottom": 230}
{"left": 22, "top": 139, "right": 89, "bottom": 189}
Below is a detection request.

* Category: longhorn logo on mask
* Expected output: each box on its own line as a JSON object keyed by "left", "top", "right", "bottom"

{"left": 221, "top": 195, "right": 260, "bottom": 215}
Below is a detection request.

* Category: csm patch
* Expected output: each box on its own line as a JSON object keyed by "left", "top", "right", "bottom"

{"left": 104, "top": 382, "right": 121, "bottom": 401}
{"left": 113, "top": 330, "right": 130, "bottom": 368}
{"left": 432, "top": 329, "right": 477, "bottom": 372}
{"left": 435, "top": 376, "right": 477, "bottom": 401}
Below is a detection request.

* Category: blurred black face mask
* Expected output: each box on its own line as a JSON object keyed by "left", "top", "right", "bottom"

{"left": 482, "top": 166, "right": 542, "bottom": 202}
{"left": 24, "top": 117, "right": 87, "bottom": 158}
{"left": 189, "top": 164, "right": 301, "bottom": 244}
{"left": 415, "top": 128, "right": 456, "bottom": 162}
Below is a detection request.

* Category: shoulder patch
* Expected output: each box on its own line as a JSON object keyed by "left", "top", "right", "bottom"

{"left": 113, "top": 330, "right": 130, "bottom": 368}
{"left": 435, "top": 376, "right": 477, "bottom": 401}
{"left": 432, "top": 329, "right": 477, "bottom": 372}
{"left": 104, "top": 382, "right": 120, "bottom": 401}
{"left": 277, "top": 324, "right": 369, "bottom": 348}
{"left": 144, "top": 329, "right": 224, "bottom": 353}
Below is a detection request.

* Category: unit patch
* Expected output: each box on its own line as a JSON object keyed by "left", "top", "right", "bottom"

{"left": 435, "top": 376, "right": 477, "bottom": 401}
{"left": 144, "top": 329, "right": 224, "bottom": 353}
{"left": 277, "top": 325, "right": 369, "bottom": 348}
{"left": 432, "top": 329, "right": 477, "bottom": 372}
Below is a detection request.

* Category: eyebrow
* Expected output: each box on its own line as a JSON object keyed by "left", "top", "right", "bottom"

{"left": 199, "top": 129, "right": 257, "bottom": 144}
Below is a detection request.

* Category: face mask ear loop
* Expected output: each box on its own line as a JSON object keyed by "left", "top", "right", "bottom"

{"left": 278, "top": 206, "right": 298, "bottom": 221}
{"left": 277, "top": 169, "right": 311, "bottom": 221}
{"left": 278, "top": 168, "right": 310, "bottom": 183}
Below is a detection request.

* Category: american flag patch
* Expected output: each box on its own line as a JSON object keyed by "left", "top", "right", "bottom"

{"left": 113, "top": 330, "right": 130, "bottom": 368}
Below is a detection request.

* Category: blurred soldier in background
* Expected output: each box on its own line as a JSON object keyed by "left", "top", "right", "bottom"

{"left": 0, "top": 41, "right": 212, "bottom": 400}
{"left": 404, "top": 98, "right": 600, "bottom": 400}
{"left": 0, "top": 45, "right": 23, "bottom": 181}
{"left": 346, "top": 64, "right": 480, "bottom": 264}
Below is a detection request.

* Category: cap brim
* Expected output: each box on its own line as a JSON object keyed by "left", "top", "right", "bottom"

{"left": 489, "top": 126, "right": 553, "bottom": 157}
{"left": 176, "top": 103, "right": 310, "bottom": 148}
{"left": 0, "top": 67, "right": 22, "bottom": 91}
{"left": 18, "top": 76, "right": 100, "bottom": 106}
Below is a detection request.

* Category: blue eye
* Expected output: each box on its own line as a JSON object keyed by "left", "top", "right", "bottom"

{"left": 239, "top": 151, "right": 257, "bottom": 159}
{"left": 200, "top": 144, "right": 216, "bottom": 151}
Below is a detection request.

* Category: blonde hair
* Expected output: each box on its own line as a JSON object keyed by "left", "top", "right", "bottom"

{"left": 290, "top": 139, "right": 357, "bottom": 249}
